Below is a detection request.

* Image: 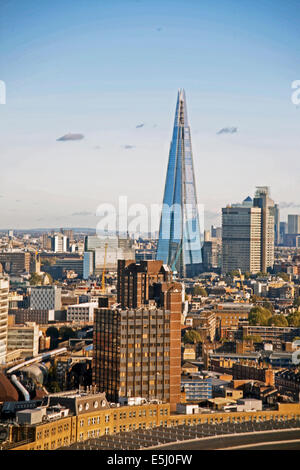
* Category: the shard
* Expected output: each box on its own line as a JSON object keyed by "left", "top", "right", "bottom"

{"left": 156, "top": 89, "right": 202, "bottom": 277}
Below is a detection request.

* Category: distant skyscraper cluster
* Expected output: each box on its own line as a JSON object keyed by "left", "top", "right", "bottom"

{"left": 221, "top": 187, "right": 276, "bottom": 274}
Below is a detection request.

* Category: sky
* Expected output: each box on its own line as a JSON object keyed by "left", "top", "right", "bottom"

{"left": 0, "top": 0, "right": 300, "bottom": 231}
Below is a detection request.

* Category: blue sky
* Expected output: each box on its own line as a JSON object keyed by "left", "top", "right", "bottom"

{"left": 0, "top": 0, "right": 299, "bottom": 230}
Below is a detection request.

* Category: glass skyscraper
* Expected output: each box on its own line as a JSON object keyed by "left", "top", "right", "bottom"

{"left": 156, "top": 89, "right": 202, "bottom": 277}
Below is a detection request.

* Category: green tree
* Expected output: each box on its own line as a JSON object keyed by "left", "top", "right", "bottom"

{"left": 59, "top": 326, "right": 76, "bottom": 341}
{"left": 183, "top": 329, "right": 202, "bottom": 344}
{"left": 29, "top": 273, "right": 44, "bottom": 285}
{"left": 267, "top": 314, "right": 288, "bottom": 327}
{"left": 293, "top": 297, "right": 300, "bottom": 309}
{"left": 228, "top": 270, "right": 240, "bottom": 278}
{"left": 46, "top": 326, "right": 60, "bottom": 349}
{"left": 244, "top": 335, "right": 263, "bottom": 343}
{"left": 256, "top": 272, "right": 268, "bottom": 278}
{"left": 277, "top": 272, "right": 289, "bottom": 282}
{"left": 46, "top": 326, "right": 59, "bottom": 339}
{"left": 262, "top": 301, "right": 274, "bottom": 313}
{"left": 193, "top": 286, "right": 207, "bottom": 297}
{"left": 287, "top": 313, "right": 300, "bottom": 327}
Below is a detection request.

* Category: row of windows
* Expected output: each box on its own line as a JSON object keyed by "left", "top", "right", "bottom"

{"left": 36, "top": 423, "right": 70, "bottom": 440}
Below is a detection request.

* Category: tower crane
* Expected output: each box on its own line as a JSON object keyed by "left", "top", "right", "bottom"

{"left": 101, "top": 243, "right": 108, "bottom": 293}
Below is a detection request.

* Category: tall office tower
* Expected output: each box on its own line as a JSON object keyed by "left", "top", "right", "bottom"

{"left": 253, "top": 186, "right": 275, "bottom": 273}
{"left": 61, "top": 228, "right": 74, "bottom": 242}
{"left": 221, "top": 197, "right": 262, "bottom": 274}
{"left": 50, "top": 233, "right": 68, "bottom": 253}
{"left": 288, "top": 214, "right": 300, "bottom": 234}
{"left": 0, "top": 276, "right": 9, "bottom": 365}
{"left": 156, "top": 89, "right": 202, "bottom": 278}
{"left": 271, "top": 204, "right": 280, "bottom": 246}
{"left": 202, "top": 239, "right": 222, "bottom": 271}
{"left": 117, "top": 259, "right": 173, "bottom": 309}
{"left": 280, "top": 221, "right": 287, "bottom": 244}
{"left": 93, "top": 284, "right": 182, "bottom": 411}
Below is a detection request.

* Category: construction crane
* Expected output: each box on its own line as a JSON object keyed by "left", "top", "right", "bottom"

{"left": 238, "top": 268, "right": 247, "bottom": 301}
{"left": 101, "top": 243, "right": 108, "bottom": 293}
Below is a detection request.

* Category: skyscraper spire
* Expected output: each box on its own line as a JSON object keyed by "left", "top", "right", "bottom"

{"left": 156, "top": 89, "right": 202, "bottom": 277}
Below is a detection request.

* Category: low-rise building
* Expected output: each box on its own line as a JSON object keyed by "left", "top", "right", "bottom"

{"left": 7, "top": 322, "right": 40, "bottom": 358}
{"left": 67, "top": 302, "right": 98, "bottom": 323}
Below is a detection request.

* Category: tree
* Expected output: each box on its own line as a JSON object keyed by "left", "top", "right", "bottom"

{"left": 244, "top": 335, "right": 263, "bottom": 343}
{"left": 46, "top": 326, "right": 59, "bottom": 349}
{"left": 29, "top": 273, "right": 43, "bottom": 285}
{"left": 287, "top": 313, "right": 300, "bottom": 327}
{"left": 183, "top": 329, "right": 202, "bottom": 344}
{"left": 248, "top": 306, "right": 272, "bottom": 326}
{"left": 262, "top": 301, "right": 274, "bottom": 313}
{"left": 228, "top": 270, "right": 240, "bottom": 278}
{"left": 193, "top": 286, "right": 207, "bottom": 297}
{"left": 46, "top": 326, "right": 59, "bottom": 339}
{"left": 256, "top": 272, "right": 268, "bottom": 279}
{"left": 47, "top": 364, "right": 61, "bottom": 393}
{"left": 267, "top": 315, "right": 288, "bottom": 327}
{"left": 277, "top": 272, "right": 289, "bottom": 282}
{"left": 59, "top": 326, "right": 76, "bottom": 341}
{"left": 293, "top": 297, "right": 300, "bottom": 309}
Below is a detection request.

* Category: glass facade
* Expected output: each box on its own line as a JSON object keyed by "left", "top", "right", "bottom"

{"left": 156, "top": 89, "right": 202, "bottom": 277}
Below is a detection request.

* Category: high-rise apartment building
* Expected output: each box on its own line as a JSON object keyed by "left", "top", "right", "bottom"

{"left": 117, "top": 259, "right": 173, "bottom": 309}
{"left": 93, "top": 260, "right": 182, "bottom": 411}
{"left": 288, "top": 214, "right": 300, "bottom": 234}
{"left": 0, "top": 277, "right": 9, "bottom": 365}
{"left": 93, "top": 291, "right": 182, "bottom": 411}
{"left": 221, "top": 197, "right": 262, "bottom": 274}
{"left": 253, "top": 186, "right": 275, "bottom": 272}
{"left": 156, "top": 89, "right": 202, "bottom": 277}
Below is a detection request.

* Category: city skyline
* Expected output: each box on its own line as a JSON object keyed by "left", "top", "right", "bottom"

{"left": 0, "top": 0, "right": 300, "bottom": 230}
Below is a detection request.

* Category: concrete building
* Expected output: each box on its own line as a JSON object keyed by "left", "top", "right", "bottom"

{"left": 11, "top": 309, "right": 55, "bottom": 325}
{"left": 0, "top": 277, "right": 9, "bottom": 365}
{"left": 92, "top": 302, "right": 181, "bottom": 412}
{"left": 288, "top": 214, "right": 300, "bottom": 234}
{"left": 201, "top": 239, "right": 222, "bottom": 271}
{"left": 7, "top": 321, "right": 40, "bottom": 358}
{"left": 67, "top": 302, "right": 98, "bottom": 323}
{"left": 222, "top": 197, "right": 262, "bottom": 274}
{"left": 30, "top": 286, "right": 61, "bottom": 311}
{"left": 84, "top": 236, "right": 135, "bottom": 275}
{"left": 50, "top": 233, "right": 68, "bottom": 253}
{"left": 181, "top": 376, "right": 213, "bottom": 401}
{"left": 93, "top": 261, "right": 182, "bottom": 412}
{"left": 0, "top": 252, "right": 31, "bottom": 274}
